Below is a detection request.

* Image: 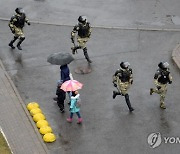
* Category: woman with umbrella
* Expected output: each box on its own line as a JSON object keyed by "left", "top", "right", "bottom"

{"left": 60, "top": 80, "right": 83, "bottom": 124}
{"left": 47, "top": 52, "right": 74, "bottom": 104}
{"left": 67, "top": 90, "right": 82, "bottom": 124}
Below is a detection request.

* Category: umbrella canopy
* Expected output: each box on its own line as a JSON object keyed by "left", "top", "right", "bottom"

{"left": 60, "top": 80, "right": 83, "bottom": 92}
{"left": 47, "top": 52, "right": 74, "bottom": 65}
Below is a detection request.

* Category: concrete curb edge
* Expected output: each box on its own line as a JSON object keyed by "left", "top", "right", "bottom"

{"left": 0, "top": 59, "right": 49, "bottom": 154}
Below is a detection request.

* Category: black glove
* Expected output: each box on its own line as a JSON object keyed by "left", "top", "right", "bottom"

{"left": 131, "top": 80, "right": 133, "bottom": 84}
{"left": 27, "top": 22, "right": 31, "bottom": 25}
{"left": 169, "top": 81, "right": 172, "bottom": 84}
{"left": 71, "top": 37, "right": 74, "bottom": 43}
{"left": 113, "top": 83, "right": 117, "bottom": 87}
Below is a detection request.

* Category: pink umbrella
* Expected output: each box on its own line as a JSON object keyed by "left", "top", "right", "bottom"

{"left": 60, "top": 80, "right": 83, "bottom": 92}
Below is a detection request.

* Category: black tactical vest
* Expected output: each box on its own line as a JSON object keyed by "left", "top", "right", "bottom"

{"left": 13, "top": 14, "right": 26, "bottom": 28}
{"left": 78, "top": 23, "right": 90, "bottom": 38}
{"left": 119, "top": 69, "right": 131, "bottom": 82}
{"left": 158, "top": 71, "right": 170, "bottom": 84}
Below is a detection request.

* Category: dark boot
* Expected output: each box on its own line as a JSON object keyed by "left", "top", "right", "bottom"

{"left": 53, "top": 97, "right": 57, "bottom": 101}
{"left": 125, "top": 94, "right": 134, "bottom": 112}
{"left": 71, "top": 46, "right": 81, "bottom": 54}
{"left": 9, "top": 36, "right": 18, "bottom": 49}
{"left": 150, "top": 88, "right": 154, "bottom": 95}
{"left": 83, "top": 47, "right": 92, "bottom": 63}
{"left": 113, "top": 91, "right": 117, "bottom": 99}
{"left": 160, "top": 102, "right": 166, "bottom": 109}
{"left": 17, "top": 37, "right": 25, "bottom": 50}
{"left": 113, "top": 91, "right": 121, "bottom": 99}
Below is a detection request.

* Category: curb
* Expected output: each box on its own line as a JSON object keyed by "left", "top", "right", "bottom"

{"left": 1, "top": 17, "right": 180, "bottom": 32}
{"left": 0, "top": 59, "right": 49, "bottom": 154}
{"left": 172, "top": 43, "right": 180, "bottom": 69}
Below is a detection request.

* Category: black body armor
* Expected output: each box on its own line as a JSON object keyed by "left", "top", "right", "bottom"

{"left": 154, "top": 69, "right": 170, "bottom": 84}
{"left": 115, "top": 69, "right": 132, "bottom": 82}
{"left": 77, "top": 22, "right": 90, "bottom": 38}
{"left": 11, "top": 14, "right": 26, "bottom": 28}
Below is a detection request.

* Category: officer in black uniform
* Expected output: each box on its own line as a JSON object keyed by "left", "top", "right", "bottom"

{"left": 112, "top": 62, "right": 134, "bottom": 112}
{"left": 9, "top": 8, "right": 30, "bottom": 50}
{"left": 150, "top": 62, "right": 172, "bottom": 109}
{"left": 71, "top": 16, "right": 92, "bottom": 63}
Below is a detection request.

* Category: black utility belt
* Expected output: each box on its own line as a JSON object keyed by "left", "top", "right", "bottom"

{"left": 158, "top": 82, "right": 168, "bottom": 84}
{"left": 120, "top": 80, "right": 129, "bottom": 83}
{"left": 78, "top": 36, "right": 89, "bottom": 38}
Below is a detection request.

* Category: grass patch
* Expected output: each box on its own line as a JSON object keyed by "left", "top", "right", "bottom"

{"left": 0, "top": 131, "right": 11, "bottom": 154}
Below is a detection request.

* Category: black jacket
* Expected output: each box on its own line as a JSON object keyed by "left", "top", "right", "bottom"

{"left": 56, "top": 87, "right": 66, "bottom": 102}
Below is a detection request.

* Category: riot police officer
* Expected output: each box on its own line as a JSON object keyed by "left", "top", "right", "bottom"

{"left": 150, "top": 62, "right": 172, "bottom": 109}
{"left": 112, "top": 62, "right": 134, "bottom": 112}
{"left": 71, "top": 16, "right": 92, "bottom": 63}
{"left": 8, "top": 8, "right": 30, "bottom": 50}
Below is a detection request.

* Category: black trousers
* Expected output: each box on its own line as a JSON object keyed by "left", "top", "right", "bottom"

{"left": 57, "top": 100, "right": 64, "bottom": 110}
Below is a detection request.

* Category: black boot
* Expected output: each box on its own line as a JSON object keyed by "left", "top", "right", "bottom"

{"left": 113, "top": 91, "right": 121, "bottom": 99}
{"left": 113, "top": 91, "right": 117, "bottom": 99}
{"left": 83, "top": 47, "right": 92, "bottom": 63}
{"left": 17, "top": 37, "right": 25, "bottom": 50}
{"left": 125, "top": 94, "right": 134, "bottom": 112}
{"left": 9, "top": 36, "right": 18, "bottom": 49}
{"left": 150, "top": 88, "right": 154, "bottom": 95}
{"left": 71, "top": 46, "right": 81, "bottom": 54}
{"left": 53, "top": 97, "right": 57, "bottom": 101}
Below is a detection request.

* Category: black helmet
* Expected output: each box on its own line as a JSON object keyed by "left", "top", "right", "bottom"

{"left": 158, "top": 62, "right": 169, "bottom": 70}
{"left": 15, "top": 8, "right": 24, "bottom": 14}
{"left": 120, "top": 62, "right": 130, "bottom": 69}
{"left": 78, "top": 16, "right": 87, "bottom": 24}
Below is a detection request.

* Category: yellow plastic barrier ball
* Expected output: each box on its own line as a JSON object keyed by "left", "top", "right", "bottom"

{"left": 27, "top": 102, "right": 39, "bottom": 111}
{"left": 33, "top": 113, "right": 45, "bottom": 122}
{"left": 30, "top": 108, "right": 42, "bottom": 116}
{"left": 43, "top": 133, "right": 56, "bottom": 142}
{"left": 39, "top": 126, "right": 52, "bottom": 135}
{"left": 36, "top": 120, "right": 49, "bottom": 128}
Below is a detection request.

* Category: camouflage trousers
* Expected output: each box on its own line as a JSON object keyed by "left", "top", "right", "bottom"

{"left": 152, "top": 81, "right": 167, "bottom": 104}
{"left": 14, "top": 26, "right": 25, "bottom": 38}
{"left": 77, "top": 36, "right": 89, "bottom": 49}
{"left": 116, "top": 79, "right": 131, "bottom": 96}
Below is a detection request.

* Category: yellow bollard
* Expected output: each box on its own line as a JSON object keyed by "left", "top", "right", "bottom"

{"left": 33, "top": 113, "right": 45, "bottom": 122}
{"left": 27, "top": 102, "right": 39, "bottom": 111}
{"left": 36, "top": 120, "right": 49, "bottom": 128}
{"left": 39, "top": 126, "right": 52, "bottom": 135}
{"left": 43, "top": 133, "right": 56, "bottom": 142}
{"left": 30, "top": 108, "right": 42, "bottom": 116}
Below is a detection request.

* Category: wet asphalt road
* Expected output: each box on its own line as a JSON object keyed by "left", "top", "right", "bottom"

{"left": 0, "top": 21, "right": 180, "bottom": 153}
{"left": 0, "top": 0, "right": 180, "bottom": 154}
{"left": 1, "top": 0, "right": 180, "bottom": 28}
